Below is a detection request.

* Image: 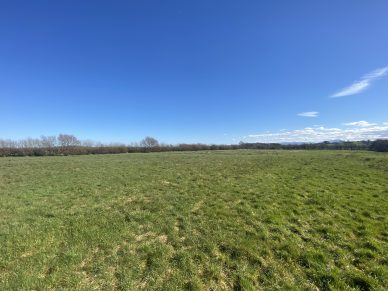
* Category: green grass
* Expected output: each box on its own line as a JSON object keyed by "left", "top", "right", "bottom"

{"left": 0, "top": 150, "right": 387, "bottom": 290}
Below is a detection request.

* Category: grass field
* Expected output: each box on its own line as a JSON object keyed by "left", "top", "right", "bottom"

{"left": 0, "top": 150, "right": 387, "bottom": 290}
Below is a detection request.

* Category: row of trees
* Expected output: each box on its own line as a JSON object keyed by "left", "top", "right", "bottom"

{"left": 0, "top": 134, "right": 387, "bottom": 157}
{"left": 0, "top": 134, "right": 81, "bottom": 148}
{"left": 238, "top": 140, "right": 374, "bottom": 150}
{"left": 0, "top": 135, "right": 161, "bottom": 149}
{"left": 369, "top": 139, "right": 388, "bottom": 152}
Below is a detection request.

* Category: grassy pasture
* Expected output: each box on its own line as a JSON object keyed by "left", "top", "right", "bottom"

{"left": 0, "top": 150, "right": 387, "bottom": 290}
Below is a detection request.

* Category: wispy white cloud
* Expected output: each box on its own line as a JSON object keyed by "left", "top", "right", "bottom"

{"left": 242, "top": 122, "right": 388, "bottom": 143}
{"left": 344, "top": 121, "right": 377, "bottom": 127}
{"left": 331, "top": 80, "right": 369, "bottom": 97}
{"left": 330, "top": 67, "right": 388, "bottom": 98}
{"left": 297, "top": 111, "right": 319, "bottom": 117}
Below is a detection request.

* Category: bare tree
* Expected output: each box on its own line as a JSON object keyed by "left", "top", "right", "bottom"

{"left": 18, "top": 137, "right": 41, "bottom": 148}
{"left": 140, "top": 136, "right": 159, "bottom": 148}
{"left": 40, "top": 136, "right": 57, "bottom": 148}
{"left": 58, "top": 134, "right": 81, "bottom": 147}
{"left": 0, "top": 139, "right": 16, "bottom": 148}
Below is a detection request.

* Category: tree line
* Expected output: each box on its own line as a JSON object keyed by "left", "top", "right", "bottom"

{"left": 240, "top": 140, "right": 387, "bottom": 151}
{"left": 0, "top": 134, "right": 387, "bottom": 157}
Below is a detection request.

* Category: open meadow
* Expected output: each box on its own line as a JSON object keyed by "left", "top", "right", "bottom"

{"left": 0, "top": 150, "right": 387, "bottom": 290}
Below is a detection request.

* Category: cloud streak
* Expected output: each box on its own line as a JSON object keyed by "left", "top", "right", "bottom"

{"left": 243, "top": 122, "right": 388, "bottom": 143}
{"left": 330, "top": 67, "right": 388, "bottom": 98}
{"left": 344, "top": 121, "right": 377, "bottom": 127}
{"left": 297, "top": 111, "right": 319, "bottom": 117}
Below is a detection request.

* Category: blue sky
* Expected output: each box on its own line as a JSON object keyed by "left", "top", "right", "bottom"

{"left": 1, "top": 1, "right": 387, "bottom": 144}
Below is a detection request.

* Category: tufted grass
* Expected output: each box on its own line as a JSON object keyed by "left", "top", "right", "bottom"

{"left": 0, "top": 150, "right": 387, "bottom": 290}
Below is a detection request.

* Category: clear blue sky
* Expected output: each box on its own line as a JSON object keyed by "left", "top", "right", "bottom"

{"left": 1, "top": 1, "right": 387, "bottom": 144}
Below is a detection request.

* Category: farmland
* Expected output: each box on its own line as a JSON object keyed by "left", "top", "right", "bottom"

{"left": 0, "top": 150, "right": 387, "bottom": 290}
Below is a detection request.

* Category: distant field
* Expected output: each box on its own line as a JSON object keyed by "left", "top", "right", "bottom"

{"left": 0, "top": 150, "right": 387, "bottom": 290}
